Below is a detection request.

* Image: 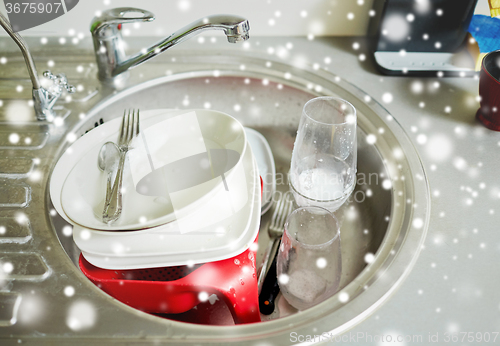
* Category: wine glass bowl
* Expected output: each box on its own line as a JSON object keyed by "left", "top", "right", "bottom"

{"left": 289, "top": 96, "right": 357, "bottom": 212}
{"left": 276, "top": 206, "right": 342, "bottom": 311}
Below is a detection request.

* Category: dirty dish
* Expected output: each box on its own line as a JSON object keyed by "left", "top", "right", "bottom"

{"left": 289, "top": 97, "right": 357, "bottom": 212}
{"left": 74, "top": 144, "right": 260, "bottom": 269}
{"left": 277, "top": 206, "right": 342, "bottom": 310}
{"left": 51, "top": 109, "right": 247, "bottom": 231}
{"left": 244, "top": 127, "right": 276, "bottom": 215}
{"left": 79, "top": 235, "right": 261, "bottom": 325}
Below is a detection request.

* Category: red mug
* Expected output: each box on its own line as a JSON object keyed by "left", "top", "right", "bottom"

{"left": 477, "top": 50, "right": 500, "bottom": 131}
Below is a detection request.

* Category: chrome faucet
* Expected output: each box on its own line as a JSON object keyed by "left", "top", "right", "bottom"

{"left": 90, "top": 8, "right": 250, "bottom": 82}
{"left": 0, "top": 12, "right": 75, "bottom": 121}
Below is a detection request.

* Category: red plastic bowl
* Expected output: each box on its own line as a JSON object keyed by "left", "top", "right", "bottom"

{"left": 79, "top": 237, "right": 259, "bottom": 324}
{"left": 79, "top": 178, "right": 264, "bottom": 325}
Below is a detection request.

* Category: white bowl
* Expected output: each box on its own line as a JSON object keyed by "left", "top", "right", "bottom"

{"left": 74, "top": 143, "right": 260, "bottom": 269}
{"left": 50, "top": 109, "right": 247, "bottom": 231}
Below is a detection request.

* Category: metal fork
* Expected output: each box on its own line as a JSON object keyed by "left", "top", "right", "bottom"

{"left": 102, "top": 109, "right": 140, "bottom": 224}
{"left": 257, "top": 196, "right": 294, "bottom": 291}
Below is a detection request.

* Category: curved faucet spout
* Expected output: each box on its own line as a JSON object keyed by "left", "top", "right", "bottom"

{"left": 91, "top": 8, "right": 250, "bottom": 82}
{"left": 116, "top": 15, "right": 249, "bottom": 77}
{"left": 0, "top": 12, "right": 40, "bottom": 89}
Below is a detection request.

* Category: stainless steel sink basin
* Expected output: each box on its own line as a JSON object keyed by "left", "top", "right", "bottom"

{"left": 0, "top": 45, "right": 430, "bottom": 343}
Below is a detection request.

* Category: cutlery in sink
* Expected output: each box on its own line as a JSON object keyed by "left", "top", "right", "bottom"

{"left": 102, "top": 109, "right": 140, "bottom": 224}
{"left": 97, "top": 141, "right": 120, "bottom": 207}
{"left": 258, "top": 196, "right": 293, "bottom": 315}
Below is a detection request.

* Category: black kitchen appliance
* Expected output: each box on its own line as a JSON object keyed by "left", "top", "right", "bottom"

{"left": 373, "top": 0, "right": 479, "bottom": 76}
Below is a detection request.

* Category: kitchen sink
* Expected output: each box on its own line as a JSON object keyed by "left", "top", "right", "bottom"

{"left": 0, "top": 46, "right": 429, "bottom": 343}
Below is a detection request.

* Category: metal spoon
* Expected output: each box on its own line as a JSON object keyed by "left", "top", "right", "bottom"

{"left": 97, "top": 141, "right": 120, "bottom": 205}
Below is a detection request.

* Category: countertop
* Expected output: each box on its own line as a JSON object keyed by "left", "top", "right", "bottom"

{"left": 0, "top": 35, "right": 499, "bottom": 344}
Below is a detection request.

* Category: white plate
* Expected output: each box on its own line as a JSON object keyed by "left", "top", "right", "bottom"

{"left": 74, "top": 144, "right": 255, "bottom": 255}
{"left": 77, "top": 145, "right": 261, "bottom": 269}
{"left": 244, "top": 128, "right": 276, "bottom": 215}
{"left": 51, "top": 109, "right": 246, "bottom": 231}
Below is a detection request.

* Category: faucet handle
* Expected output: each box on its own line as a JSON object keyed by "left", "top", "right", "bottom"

{"left": 43, "top": 70, "right": 76, "bottom": 95}
{"left": 91, "top": 7, "right": 155, "bottom": 37}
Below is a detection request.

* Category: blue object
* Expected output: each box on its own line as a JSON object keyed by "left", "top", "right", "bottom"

{"left": 469, "top": 15, "right": 500, "bottom": 53}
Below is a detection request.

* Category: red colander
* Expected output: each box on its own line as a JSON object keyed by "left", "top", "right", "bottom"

{"left": 78, "top": 178, "right": 264, "bottom": 325}
{"left": 79, "top": 237, "right": 259, "bottom": 324}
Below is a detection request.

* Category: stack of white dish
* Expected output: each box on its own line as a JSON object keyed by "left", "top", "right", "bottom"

{"left": 50, "top": 109, "right": 261, "bottom": 270}
{"left": 244, "top": 128, "right": 276, "bottom": 215}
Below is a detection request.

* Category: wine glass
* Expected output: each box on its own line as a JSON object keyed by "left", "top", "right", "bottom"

{"left": 276, "top": 206, "right": 341, "bottom": 310}
{"left": 289, "top": 96, "right": 357, "bottom": 212}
